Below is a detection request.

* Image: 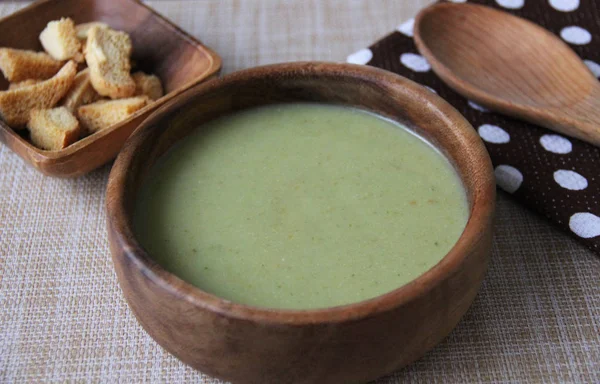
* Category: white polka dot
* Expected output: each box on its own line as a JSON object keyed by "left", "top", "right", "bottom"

{"left": 584, "top": 60, "right": 600, "bottom": 78}
{"left": 560, "top": 26, "right": 592, "bottom": 45}
{"left": 554, "top": 170, "right": 588, "bottom": 190}
{"left": 468, "top": 100, "right": 490, "bottom": 112}
{"left": 496, "top": 0, "right": 525, "bottom": 9}
{"left": 400, "top": 53, "right": 431, "bottom": 72}
{"left": 347, "top": 48, "right": 373, "bottom": 65}
{"left": 495, "top": 165, "right": 523, "bottom": 193}
{"left": 478, "top": 124, "right": 510, "bottom": 144}
{"left": 540, "top": 134, "right": 573, "bottom": 154}
{"left": 569, "top": 212, "right": 600, "bottom": 238}
{"left": 425, "top": 86, "right": 437, "bottom": 94}
{"left": 397, "top": 18, "right": 414, "bottom": 37}
{"left": 549, "top": 0, "right": 580, "bottom": 12}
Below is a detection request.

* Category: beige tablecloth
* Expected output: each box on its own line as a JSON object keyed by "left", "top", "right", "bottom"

{"left": 1, "top": 1, "right": 599, "bottom": 382}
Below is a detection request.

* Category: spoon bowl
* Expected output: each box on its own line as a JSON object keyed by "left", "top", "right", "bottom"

{"left": 414, "top": 3, "right": 600, "bottom": 146}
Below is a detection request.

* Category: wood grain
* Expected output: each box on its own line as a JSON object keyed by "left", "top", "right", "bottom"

{"left": 414, "top": 3, "right": 600, "bottom": 147}
{"left": 0, "top": 0, "right": 221, "bottom": 177}
{"left": 106, "top": 62, "right": 496, "bottom": 384}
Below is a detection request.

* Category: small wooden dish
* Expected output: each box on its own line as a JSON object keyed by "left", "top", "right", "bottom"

{"left": 0, "top": 0, "right": 221, "bottom": 178}
{"left": 106, "top": 62, "right": 496, "bottom": 384}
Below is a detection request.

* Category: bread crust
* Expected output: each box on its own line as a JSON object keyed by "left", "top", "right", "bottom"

{"left": 40, "top": 18, "right": 83, "bottom": 62}
{"left": 75, "top": 22, "right": 109, "bottom": 40}
{"left": 77, "top": 96, "right": 149, "bottom": 134}
{"left": 60, "top": 68, "right": 100, "bottom": 111}
{"left": 8, "top": 79, "right": 41, "bottom": 90}
{"left": 132, "top": 72, "right": 164, "bottom": 100}
{"left": 28, "top": 107, "right": 81, "bottom": 151}
{"left": 0, "top": 61, "right": 77, "bottom": 127}
{"left": 85, "top": 26, "right": 135, "bottom": 99}
{"left": 0, "top": 48, "right": 63, "bottom": 82}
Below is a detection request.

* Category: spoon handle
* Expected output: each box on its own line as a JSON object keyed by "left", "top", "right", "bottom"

{"left": 477, "top": 87, "right": 600, "bottom": 147}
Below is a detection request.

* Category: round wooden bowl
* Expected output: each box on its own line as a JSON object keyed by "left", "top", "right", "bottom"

{"left": 106, "top": 62, "right": 495, "bottom": 384}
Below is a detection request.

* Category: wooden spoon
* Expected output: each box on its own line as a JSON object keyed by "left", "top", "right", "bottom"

{"left": 414, "top": 3, "right": 600, "bottom": 147}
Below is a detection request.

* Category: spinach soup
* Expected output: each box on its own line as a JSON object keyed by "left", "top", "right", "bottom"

{"left": 134, "top": 103, "right": 469, "bottom": 310}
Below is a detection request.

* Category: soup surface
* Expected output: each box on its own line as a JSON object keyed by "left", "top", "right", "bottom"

{"left": 135, "top": 104, "right": 469, "bottom": 309}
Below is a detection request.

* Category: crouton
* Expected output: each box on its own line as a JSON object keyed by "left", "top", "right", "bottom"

{"left": 0, "top": 61, "right": 77, "bottom": 127}
{"left": 75, "top": 21, "right": 109, "bottom": 40}
{"left": 8, "top": 79, "right": 41, "bottom": 90}
{"left": 85, "top": 26, "right": 135, "bottom": 99}
{"left": 132, "top": 72, "right": 163, "bottom": 100}
{"left": 77, "top": 96, "right": 149, "bottom": 134}
{"left": 0, "top": 48, "right": 63, "bottom": 82}
{"left": 60, "top": 69, "right": 100, "bottom": 111}
{"left": 40, "top": 18, "right": 83, "bottom": 62}
{"left": 27, "top": 107, "right": 80, "bottom": 150}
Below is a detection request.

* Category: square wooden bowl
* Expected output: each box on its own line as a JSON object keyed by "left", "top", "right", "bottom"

{"left": 0, "top": 0, "right": 221, "bottom": 177}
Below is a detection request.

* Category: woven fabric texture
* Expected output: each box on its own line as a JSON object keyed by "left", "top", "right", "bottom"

{"left": 0, "top": 1, "right": 599, "bottom": 383}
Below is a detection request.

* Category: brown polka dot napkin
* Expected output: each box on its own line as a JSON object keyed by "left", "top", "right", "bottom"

{"left": 348, "top": 0, "right": 600, "bottom": 254}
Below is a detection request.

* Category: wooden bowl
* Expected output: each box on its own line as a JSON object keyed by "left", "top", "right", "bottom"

{"left": 0, "top": 0, "right": 221, "bottom": 178}
{"left": 106, "top": 62, "right": 495, "bottom": 384}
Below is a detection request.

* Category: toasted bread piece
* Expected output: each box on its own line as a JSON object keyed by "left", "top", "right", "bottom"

{"left": 40, "top": 18, "right": 83, "bottom": 62}
{"left": 75, "top": 21, "right": 109, "bottom": 40}
{"left": 77, "top": 96, "right": 149, "bottom": 134}
{"left": 132, "top": 72, "right": 163, "bottom": 100}
{"left": 85, "top": 26, "right": 135, "bottom": 99}
{"left": 0, "top": 48, "right": 63, "bottom": 82}
{"left": 8, "top": 79, "right": 41, "bottom": 90}
{"left": 27, "top": 107, "right": 80, "bottom": 150}
{"left": 60, "top": 69, "right": 100, "bottom": 111}
{"left": 0, "top": 61, "right": 77, "bottom": 127}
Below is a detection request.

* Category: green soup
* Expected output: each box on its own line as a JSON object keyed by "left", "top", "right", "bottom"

{"left": 134, "top": 104, "right": 469, "bottom": 310}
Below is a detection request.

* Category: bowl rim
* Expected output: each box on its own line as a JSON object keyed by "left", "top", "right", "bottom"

{"left": 106, "top": 61, "right": 495, "bottom": 326}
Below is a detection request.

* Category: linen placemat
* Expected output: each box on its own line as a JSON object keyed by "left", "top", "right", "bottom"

{"left": 1, "top": 1, "right": 599, "bottom": 383}
{"left": 348, "top": 0, "right": 600, "bottom": 254}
